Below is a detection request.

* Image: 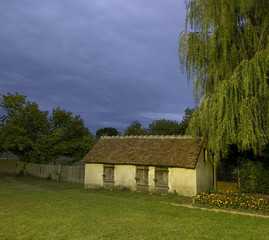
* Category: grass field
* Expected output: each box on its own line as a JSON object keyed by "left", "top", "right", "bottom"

{"left": 0, "top": 175, "right": 268, "bottom": 240}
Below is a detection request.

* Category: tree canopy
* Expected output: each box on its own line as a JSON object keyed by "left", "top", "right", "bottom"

{"left": 0, "top": 93, "right": 94, "bottom": 163}
{"left": 95, "top": 128, "right": 119, "bottom": 138}
{"left": 0, "top": 93, "right": 50, "bottom": 162}
{"left": 179, "top": 0, "right": 269, "bottom": 158}
{"left": 179, "top": 107, "right": 195, "bottom": 135}
{"left": 147, "top": 119, "right": 182, "bottom": 136}
{"left": 49, "top": 107, "right": 94, "bottom": 160}
{"left": 124, "top": 121, "right": 147, "bottom": 136}
{"left": 123, "top": 108, "right": 195, "bottom": 136}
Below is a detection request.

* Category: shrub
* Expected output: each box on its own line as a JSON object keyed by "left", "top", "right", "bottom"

{"left": 16, "top": 170, "right": 24, "bottom": 177}
{"left": 46, "top": 174, "right": 52, "bottom": 181}
{"left": 194, "top": 191, "right": 269, "bottom": 214}
{"left": 240, "top": 160, "right": 269, "bottom": 194}
{"left": 167, "top": 190, "right": 178, "bottom": 198}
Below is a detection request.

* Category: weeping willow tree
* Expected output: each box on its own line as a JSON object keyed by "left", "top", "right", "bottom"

{"left": 179, "top": 0, "right": 269, "bottom": 160}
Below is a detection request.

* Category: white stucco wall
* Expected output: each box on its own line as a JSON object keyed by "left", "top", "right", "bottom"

{"left": 196, "top": 149, "right": 214, "bottom": 193}
{"left": 114, "top": 165, "right": 136, "bottom": 190}
{"left": 168, "top": 167, "right": 197, "bottom": 196}
{"left": 84, "top": 163, "right": 103, "bottom": 188}
{"left": 148, "top": 167, "right": 155, "bottom": 192}
{"left": 84, "top": 157, "right": 213, "bottom": 197}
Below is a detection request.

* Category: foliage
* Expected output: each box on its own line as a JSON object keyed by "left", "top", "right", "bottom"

{"left": 124, "top": 121, "right": 147, "bottom": 136}
{"left": 146, "top": 107, "right": 195, "bottom": 136}
{"left": 0, "top": 93, "right": 51, "bottom": 162}
{"left": 49, "top": 107, "right": 94, "bottom": 160}
{"left": 95, "top": 127, "right": 119, "bottom": 138}
{"left": 179, "top": 0, "right": 269, "bottom": 158}
{"left": 124, "top": 107, "right": 195, "bottom": 136}
{"left": 181, "top": 107, "right": 196, "bottom": 135}
{"left": 239, "top": 160, "right": 269, "bottom": 194}
{"left": 147, "top": 119, "right": 182, "bottom": 135}
{"left": 0, "top": 93, "right": 94, "bottom": 163}
{"left": 16, "top": 170, "right": 25, "bottom": 177}
{"left": 203, "top": 187, "right": 221, "bottom": 195}
{"left": 195, "top": 191, "right": 269, "bottom": 214}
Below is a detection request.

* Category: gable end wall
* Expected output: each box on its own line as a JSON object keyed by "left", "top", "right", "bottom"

{"left": 168, "top": 167, "right": 197, "bottom": 196}
{"left": 196, "top": 149, "right": 214, "bottom": 193}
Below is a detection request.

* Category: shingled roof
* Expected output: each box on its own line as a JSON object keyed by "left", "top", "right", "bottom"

{"left": 83, "top": 136, "right": 203, "bottom": 169}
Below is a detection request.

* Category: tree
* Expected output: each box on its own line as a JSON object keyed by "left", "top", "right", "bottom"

{"left": 95, "top": 128, "right": 118, "bottom": 138}
{"left": 0, "top": 93, "right": 51, "bottom": 162}
{"left": 148, "top": 119, "right": 182, "bottom": 136}
{"left": 124, "top": 121, "right": 147, "bottom": 136}
{"left": 179, "top": 0, "right": 269, "bottom": 159}
{"left": 0, "top": 93, "right": 94, "bottom": 163}
{"left": 180, "top": 107, "right": 196, "bottom": 135}
{"left": 49, "top": 107, "right": 94, "bottom": 160}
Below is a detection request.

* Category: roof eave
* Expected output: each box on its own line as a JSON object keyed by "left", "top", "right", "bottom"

{"left": 84, "top": 161, "right": 196, "bottom": 169}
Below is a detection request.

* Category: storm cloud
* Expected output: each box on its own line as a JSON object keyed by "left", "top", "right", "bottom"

{"left": 0, "top": 0, "right": 194, "bottom": 134}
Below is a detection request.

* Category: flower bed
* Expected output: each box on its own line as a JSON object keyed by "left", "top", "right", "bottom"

{"left": 194, "top": 191, "right": 269, "bottom": 214}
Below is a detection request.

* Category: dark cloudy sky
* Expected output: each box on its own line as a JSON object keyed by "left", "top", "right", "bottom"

{"left": 0, "top": 0, "right": 194, "bottom": 134}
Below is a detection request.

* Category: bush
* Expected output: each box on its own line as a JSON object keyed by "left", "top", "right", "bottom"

{"left": 240, "top": 160, "right": 269, "bottom": 194}
{"left": 202, "top": 187, "right": 221, "bottom": 195}
{"left": 167, "top": 190, "right": 179, "bottom": 198}
{"left": 46, "top": 174, "right": 52, "bottom": 181}
{"left": 16, "top": 170, "right": 24, "bottom": 177}
{"left": 194, "top": 191, "right": 269, "bottom": 214}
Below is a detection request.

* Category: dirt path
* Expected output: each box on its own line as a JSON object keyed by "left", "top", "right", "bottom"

{"left": 168, "top": 202, "right": 269, "bottom": 218}
{"left": 5, "top": 176, "right": 44, "bottom": 191}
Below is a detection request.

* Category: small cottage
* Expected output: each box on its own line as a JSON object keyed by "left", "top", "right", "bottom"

{"left": 83, "top": 136, "right": 214, "bottom": 196}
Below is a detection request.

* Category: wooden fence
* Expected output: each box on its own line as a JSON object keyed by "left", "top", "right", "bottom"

{"left": 0, "top": 160, "right": 84, "bottom": 184}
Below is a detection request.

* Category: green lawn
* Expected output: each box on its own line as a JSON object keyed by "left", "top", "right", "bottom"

{"left": 0, "top": 175, "right": 268, "bottom": 240}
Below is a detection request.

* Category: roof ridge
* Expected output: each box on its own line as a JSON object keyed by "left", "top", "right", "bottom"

{"left": 100, "top": 135, "right": 194, "bottom": 139}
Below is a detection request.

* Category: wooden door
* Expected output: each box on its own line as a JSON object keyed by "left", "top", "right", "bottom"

{"left": 103, "top": 165, "right": 114, "bottom": 189}
{"left": 155, "top": 168, "right": 168, "bottom": 194}
{"left": 136, "top": 167, "right": 149, "bottom": 191}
